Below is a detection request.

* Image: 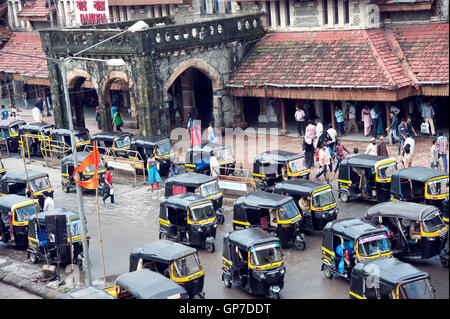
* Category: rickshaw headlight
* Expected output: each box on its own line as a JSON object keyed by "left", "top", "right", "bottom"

{"left": 280, "top": 268, "right": 285, "bottom": 275}
{"left": 258, "top": 272, "right": 266, "bottom": 280}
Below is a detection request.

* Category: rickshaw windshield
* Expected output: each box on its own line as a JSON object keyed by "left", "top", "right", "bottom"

{"left": 377, "top": 162, "right": 397, "bottom": 180}
{"left": 172, "top": 253, "right": 202, "bottom": 278}
{"left": 156, "top": 142, "right": 172, "bottom": 156}
{"left": 357, "top": 234, "right": 390, "bottom": 257}
{"left": 29, "top": 176, "right": 52, "bottom": 192}
{"left": 189, "top": 203, "right": 216, "bottom": 222}
{"left": 13, "top": 203, "right": 38, "bottom": 222}
{"left": 68, "top": 219, "right": 82, "bottom": 238}
{"left": 115, "top": 136, "right": 131, "bottom": 148}
{"left": 250, "top": 243, "right": 283, "bottom": 266}
{"left": 427, "top": 178, "right": 449, "bottom": 196}
{"left": 422, "top": 212, "right": 446, "bottom": 233}
{"left": 398, "top": 278, "right": 435, "bottom": 299}
{"left": 10, "top": 126, "right": 20, "bottom": 135}
{"left": 277, "top": 201, "right": 300, "bottom": 221}
{"left": 199, "top": 181, "right": 220, "bottom": 197}
{"left": 75, "top": 133, "right": 90, "bottom": 143}
{"left": 312, "top": 188, "right": 335, "bottom": 208}
{"left": 216, "top": 147, "right": 233, "bottom": 162}
{"left": 288, "top": 157, "right": 306, "bottom": 173}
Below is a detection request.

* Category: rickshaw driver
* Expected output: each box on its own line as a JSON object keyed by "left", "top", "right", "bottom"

{"left": 269, "top": 209, "right": 277, "bottom": 228}
{"left": 299, "top": 195, "right": 310, "bottom": 216}
{"left": 409, "top": 221, "right": 421, "bottom": 243}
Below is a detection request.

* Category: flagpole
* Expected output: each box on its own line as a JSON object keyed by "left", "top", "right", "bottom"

{"left": 95, "top": 187, "right": 107, "bottom": 288}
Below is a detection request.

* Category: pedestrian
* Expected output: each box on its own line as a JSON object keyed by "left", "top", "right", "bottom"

{"left": 111, "top": 104, "right": 117, "bottom": 120}
{"left": 365, "top": 137, "right": 377, "bottom": 156}
{"left": 95, "top": 106, "right": 101, "bottom": 130}
{"left": 315, "top": 144, "right": 331, "bottom": 183}
{"left": 346, "top": 103, "right": 359, "bottom": 134}
{"left": 375, "top": 103, "right": 384, "bottom": 135}
{"left": 304, "top": 120, "right": 316, "bottom": 145}
{"left": 334, "top": 106, "right": 345, "bottom": 136}
{"left": 191, "top": 121, "right": 202, "bottom": 146}
{"left": 334, "top": 139, "right": 350, "bottom": 174}
{"left": 209, "top": 151, "right": 220, "bottom": 177}
{"left": 403, "top": 132, "right": 415, "bottom": 155}
{"left": 403, "top": 144, "right": 413, "bottom": 168}
{"left": 303, "top": 137, "right": 315, "bottom": 169}
{"left": 377, "top": 136, "right": 389, "bottom": 157}
{"left": 208, "top": 122, "right": 217, "bottom": 143}
{"left": 430, "top": 139, "right": 440, "bottom": 170}
{"left": 102, "top": 167, "right": 115, "bottom": 204}
{"left": 436, "top": 131, "right": 448, "bottom": 172}
{"left": 32, "top": 104, "right": 42, "bottom": 122}
{"left": 386, "top": 111, "right": 399, "bottom": 145}
{"left": 43, "top": 191, "right": 54, "bottom": 211}
{"left": 406, "top": 116, "right": 417, "bottom": 138}
{"left": 187, "top": 112, "right": 194, "bottom": 132}
{"left": 22, "top": 92, "right": 29, "bottom": 109}
{"left": 147, "top": 156, "right": 161, "bottom": 191}
{"left": 421, "top": 99, "right": 436, "bottom": 136}
{"left": 35, "top": 96, "right": 44, "bottom": 118}
{"left": 10, "top": 103, "right": 19, "bottom": 117}
{"left": 327, "top": 124, "right": 337, "bottom": 152}
{"left": 0, "top": 105, "right": 8, "bottom": 120}
{"left": 294, "top": 105, "right": 306, "bottom": 136}
{"left": 314, "top": 118, "right": 323, "bottom": 147}
{"left": 370, "top": 104, "right": 379, "bottom": 138}
{"left": 397, "top": 118, "right": 408, "bottom": 155}
{"left": 112, "top": 109, "right": 123, "bottom": 131}
{"left": 168, "top": 161, "right": 178, "bottom": 177}
{"left": 361, "top": 104, "right": 372, "bottom": 137}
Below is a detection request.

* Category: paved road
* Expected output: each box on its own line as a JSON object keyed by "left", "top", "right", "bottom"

{"left": 0, "top": 282, "right": 41, "bottom": 299}
{"left": 0, "top": 154, "right": 448, "bottom": 299}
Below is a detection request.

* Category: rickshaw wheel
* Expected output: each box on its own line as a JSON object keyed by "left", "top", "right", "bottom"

{"left": 207, "top": 242, "right": 215, "bottom": 253}
{"left": 29, "top": 252, "right": 39, "bottom": 264}
{"left": 159, "top": 232, "right": 167, "bottom": 240}
{"left": 340, "top": 193, "right": 349, "bottom": 203}
{"left": 323, "top": 265, "right": 334, "bottom": 279}
{"left": 295, "top": 240, "right": 306, "bottom": 251}
{"left": 440, "top": 256, "right": 449, "bottom": 268}
{"left": 217, "top": 215, "right": 225, "bottom": 225}
{"left": 62, "top": 185, "right": 70, "bottom": 193}
{"left": 222, "top": 274, "right": 232, "bottom": 288}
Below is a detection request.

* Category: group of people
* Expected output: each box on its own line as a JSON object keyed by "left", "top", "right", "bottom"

{"left": 1, "top": 103, "right": 23, "bottom": 121}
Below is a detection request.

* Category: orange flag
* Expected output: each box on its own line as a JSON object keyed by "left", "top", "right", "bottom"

{"left": 73, "top": 142, "right": 100, "bottom": 189}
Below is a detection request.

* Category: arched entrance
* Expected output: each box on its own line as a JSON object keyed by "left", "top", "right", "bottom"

{"left": 66, "top": 69, "right": 99, "bottom": 129}
{"left": 164, "top": 58, "right": 223, "bottom": 130}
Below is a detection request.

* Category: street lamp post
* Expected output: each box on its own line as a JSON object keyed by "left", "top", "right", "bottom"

{"left": 0, "top": 20, "right": 150, "bottom": 287}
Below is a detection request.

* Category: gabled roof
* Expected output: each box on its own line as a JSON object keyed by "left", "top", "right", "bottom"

{"left": 17, "top": 0, "right": 50, "bottom": 20}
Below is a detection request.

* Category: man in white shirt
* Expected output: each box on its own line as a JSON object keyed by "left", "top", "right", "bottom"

{"left": 43, "top": 191, "right": 54, "bottom": 211}
{"left": 327, "top": 124, "right": 338, "bottom": 150}
{"left": 365, "top": 137, "right": 378, "bottom": 156}
{"left": 294, "top": 106, "right": 306, "bottom": 136}
{"left": 403, "top": 133, "right": 415, "bottom": 155}
{"left": 32, "top": 105, "right": 42, "bottom": 123}
{"left": 314, "top": 118, "right": 323, "bottom": 147}
{"left": 346, "top": 103, "right": 359, "bottom": 134}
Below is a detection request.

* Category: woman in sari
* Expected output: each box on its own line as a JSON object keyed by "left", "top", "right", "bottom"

{"left": 361, "top": 104, "right": 372, "bottom": 137}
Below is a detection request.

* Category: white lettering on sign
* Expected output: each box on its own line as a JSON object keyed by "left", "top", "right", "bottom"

{"left": 106, "top": 161, "right": 134, "bottom": 171}
{"left": 74, "top": 0, "right": 110, "bottom": 25}
{"left": 218, "top": 180, "right": 248, "bottom": 192}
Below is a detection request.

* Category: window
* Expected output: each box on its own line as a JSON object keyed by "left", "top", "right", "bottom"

{"left": 323, "top": 0, "right": 328, "bottom": 25}
{"left": 275, "top": 1, "right": 281, "bottom": 27}
{"left": 344, "top": 0, "right": 350, "bottom": 24}
{"left": 285, "top": 0, "right": 290, "bottom": 26}
{"left": 334, "top": 0, "right": 339, "bottom": 24}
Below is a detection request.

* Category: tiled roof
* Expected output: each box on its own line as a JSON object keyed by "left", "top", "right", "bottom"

{"left": 392, "top": 23, "right": 449, "bottom": 84}
{"left": 228, "top": 30, "right": 402, "bottom": 90}
{"left": 17, "top": 0, "right": 49, "bottom": 18}
{"left": 0, "top": 32, "right": 48, "bottom": 78}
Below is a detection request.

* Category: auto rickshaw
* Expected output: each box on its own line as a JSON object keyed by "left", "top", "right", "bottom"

{"left": 0, "top": 158, "right": 5, "bottom": 177}
{"left": 50, "top": 127, "right": 91, "bottom": 151}
{"left": 130, "top": 136, "right": 174, "bottom": 176}
{"left": 0, "top": 194, "right": 39, "bottom": 246}
{"left": 91, "top": 131, "right": 133, "bottom": 157}
{"left": 349, "top": 257, "right": 436, "bottom": 299}
{"left": 337, "top": 155, "right": 397, "bottom": 203}
{"left": 321, "top": 218, "right": 393, "bottom": 280}
{"left": 164, "top": 172, "right": 224, "bottom": 224}
{"left": 0, "top": 118, "right": 26, "bottom": 152}
{"left": 252, "top": 150, "right": 309, "bottom": 191}
{"left": 129, "top": 240, "right": 205, "bottom": 298}
{"left": 105, "top": 269, "right": 189, "bottom": 299}
{"left": 273, "top": 179, "right": 339, "bottom": 231}
{"left": 0, "top": 169, "right": 53, "bottom": 208}
{"left": 233, "top": 191, "right": 306, "bottom": 250}
{"left": 184, "top": 142, "right": 236, "bottom": 176}
{"left": 60, "top": 151, "right": 106, "bottom": 194}
{"left": 365, "top": 201, "right": 448, "bottom": 267}
{"left": 60, "top": 286, "right": 116, "bottom": 299}
{"left": 390, "top": 166, "right": 449, "bottom": 207}
{"left": 159, "top": 193, "right": 217, "bottom": 253}
{"left": 221, "top": 227, "right": 286, "bottom": 299}
{"left": 18, "top": 122, "right": 55, "bottom": 156}
{"left": 27, "top": 208, "right": 86, "bottom": 265}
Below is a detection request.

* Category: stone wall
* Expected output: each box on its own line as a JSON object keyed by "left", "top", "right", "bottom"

{"left": 436, "top": 0, "right": 449, "bottom": 22}
{"left": 292, "top": 0, "right": 320, "bottom": 28}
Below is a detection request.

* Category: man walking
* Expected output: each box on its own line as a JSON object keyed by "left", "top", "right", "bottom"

{"left": 386, "top": 111, "right": 398, "bottom": 145}
{"left": 346, "top": 103, "right": 358, "bottom": 134}
{"left": 437, "top": 131, "right": 448, "bottom": 172}
{"left": 0, "top": 105, "right": 8, "bottom": 120}
{"left": 315, "top": 144, "right": 331, "bottom": 183}
{"left": 397, "top": 118, "right": 408, "bottom": 155}
{"left": 295, "top": 106, "right": 306, "bottom": 136}
{"left": 43, "top": 191, "right": 55, "bottom": 211}
{"left": 32, "top": 104, "right": 42, "bottom": 122}
{"left": 421, "top": 100, "right": 436, "bottom": 136}
{"left": 102, "top": 167, "right": 116, "bottom": 204}
{"left": 370, "top": 105, "right": 378, "bottom": 138}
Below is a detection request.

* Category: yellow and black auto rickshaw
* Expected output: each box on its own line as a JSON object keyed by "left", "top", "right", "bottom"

{"left": 60, "top": 151, "right": 106, "bottom": 194}
{"left": 91, "top": 131, "right": 133, "bottom": 157}
{"left": 130, "top": 136, "right": 174, "bottom": 176}
{"left": 0, "top": 158, "right": 5, "bottom": 177}
{"left": 50, "top": 127, "right": 91, "bottom": 151}
{"left": 337, "top": 155, "right": 397, "bottom": 203}
{"left": 0, "top": 118, "right": 26, "bottom": 152}
{"left": 252, "top": 150, "right": 309, "bottom": 191}
{"left": 0, "top": 169, "right": 53, "bottom": 208}
{"left": 0, "top": 194, "right": 39, "bottom": 246}
{"left": 164, "top": 172, "right": 224, "bottom": 224}
{"left": 349, "top": 257, "right": 436, "bottom": 299}
{"left": 129, "top": 240, "right": 205, "bottom": 298}
{"left": 221, "top": 227, "right": 286, "bottom": 299}
{"left": 159, "top": 193, "right": 217, "bottom": 253}
{"left": 321, "top": 218, "right": 393, "bottom": 280}
{"left": 273, "top": 179, "right": 339, "bottom": 231}
{"left": 365, "top": 201, "right": 448, "bottom": 267}
{"left": 390, "top": 166, "right": 448, "bottom": 207}
{"left": 104, "top": 269, "right": 189, "bottom": 299}
{"left": 184, "top": 142, "right": 236, "bottom": 176}
{"left": 18, "top": 122, "right": 55, "bottom": 157}
{"left": 233, "top": 191, "right": 306, "bottom": 250}
{"left": 27, "top": 208, "right": 87, "bottom": 266}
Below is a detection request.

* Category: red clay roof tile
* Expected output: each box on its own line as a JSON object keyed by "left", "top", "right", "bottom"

{"left": 17, "top": 0, "right": 49, "bottom": 18}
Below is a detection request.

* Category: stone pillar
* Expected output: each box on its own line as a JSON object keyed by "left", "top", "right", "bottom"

{"left": 261, "top": 1, "right": 270, "bottom": 29}
{"left": 314, "top": 100, "right": 322, "bottom": 121}
{"left": 280, "top": 99, "right": 287, "bottom": 135}
{"left": 181, "top": 69, "right": 195, "bottom": 126}
{"left": 289, "top": 0, "right": 296, "bottom": 27}
{"left": 57, "top": 1, "right": 65, "bottom": 26}
{"left": 330, "top": 101, "right": 336, "bottom": 129}
{"left": 385, "top": 101, "right": 391, "bottom": 129}
{"left": 258, "top": 98, "right": 267, "bottom": 123}
{"left": 193, "top": 0, "right": 202, "bottom": 15}
{"left": 162, "top": 4, "right": 169, "bottom": 16}
{"left": 212, "top": 93, "right": 224, "bottom": 129}
{"left": 11, "top": 1, "right": 19, "bottom": 29}
{"left": 270, "top": 1, "right": 278, "bottom": 28}
{"left": 119, "top": 6, "right": 126, "bottom": 21}
{"left": 12, "top": 80, "right": 23, "bottom": 103}
{"left": 327, "top": 0, "right": 334, "bottom": 26}
{"left": 63, "top": 1, "right": 70, "bottom": 27}
{"left": 126, "top": 6, "right": 133, "bottom": 20}
{"left": 206, "top": 0, "right": 214, "bottom": 14}
{"left": 218, "top": 0, "right": 226, "bottom": 14}
{"left": 16, "top": 0, "right": 26, "bottom": 29}
{"left": 338, "top": 0, "right": 345, "bottom": 26}
{"left": 7, "top": 1, "right": 15, "bottom": 29}
{"left": 279, "top": 0, "right": 288, "bottom": 28}
{"left": 129, "top": 89, "right": 137, "bottom": 120}
{"left": 154, "top": 5, "right": 161, "bottom": 17}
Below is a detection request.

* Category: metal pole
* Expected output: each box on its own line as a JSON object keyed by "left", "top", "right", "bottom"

{"left": 60, "top": 57, "right": 92, "bottom": 286}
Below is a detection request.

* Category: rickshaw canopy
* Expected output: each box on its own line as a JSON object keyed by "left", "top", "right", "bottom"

{"left": 61, "top": 151, "right": 101, "bottom": 166}
{"left": 254, "top": 150, "right": 303, "bottom": 165}
{"left": 235, "top": 191, "right": 293, "bottom": 210}
{"left": 60, "top": 286, "right": 116, "bottom": 299}
{"left": 273, "top": 179, "right": 329, "bottom": 196}
{"left": 115, "top": 269, "right": 188, "bottom": 299}
{"left": 187, "top": 142, "right": 231, "bottom": 154}
{"left": 19, "top": 122, "right": 55, "bottom": 132}
{"left": 91, "top": 131, "right": 132, "bottom": 142}
{"left": 227, "top": 227, "right": 280, "bottom": 252}
{"left": 1, "top": 170, "right": 48, "bottom": 184}
{"left": 391, "top": 167, "right": 448, "bottom": 186}
{"left": 165, "top": 172, "right": 217, "bottom": 189}
{"left": 0, "top": 194, "right": 35, "bottom": 211}
{"left": 27, "top": 208, "right": 79, "bottom": 224}
{"left": 0, "top": 119, "right": 26, "bottom": 129}
{"left": 365, "top": 201, "right": 441, "bottom": 222}
{"left": 324, "top": 218, "right": 388, "bottom": 242}
{"left": 52, "top": 127, "right": 89, "bottom": 137}
{"left": 161, "top": 193, "right": 212, "bottom": 211}
{"left": 132, "top": 136, "right": 170, "bottom": 148}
